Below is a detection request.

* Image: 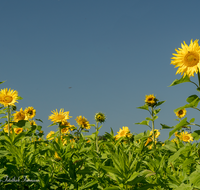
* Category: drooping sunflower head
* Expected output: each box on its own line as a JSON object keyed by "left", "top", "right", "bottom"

{"left": 75, "top": 115, "right": 91, "bottom": 130}
{"left": 171, "top": 39, "right": 200, "bottom": 77}
{"left": 48, "top": 108, "right": 72, "bottom": 123}
{"left": 175, "top": 109, "right": 187, "bottom": 118}
{"left": 180, "top": 131, "right": 193, "bottom": 142}
{"left": 0, "top": 88, "right": 18, "bottom": 107}
{"left": 25, "top": 107, "right": 36, "bottom": 119}
{"left": 145, "top": 94, "right": 157, "bottom": 107}
{"left": 94, "top": 112, "right": 106, "bottom": 123}
{"left": 13, "top": 108, "right": 26, "bottom": 122}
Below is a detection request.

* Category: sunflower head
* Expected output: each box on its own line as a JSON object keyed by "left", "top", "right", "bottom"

{"left": 25, "top": 107, "right": 36, "bottom": 119}
{"left": 75, "top": 115, "right": 91, "bottom": 130}
{"left": 180, "top": 131, "right": 193, "bottom": 142}
{"left": 175, "top": 109, "right": 187, "bottom": 118}
{"left": 13, "top": 108, "right": 26, "bottom": 122}
{"left": 115, "top": 126, "right": 131, "bottom": 140}
{"left": 0, "top": 88, "right": 18, "bottom": 107}
{"left": 145, "top": 94, "right": 157, "bottom": 107}
{"left": 14, "top": 128, "right": 23, "bottom": 134}
{"left": 49, "top": 108, "right": 72, "bottom": 123}
{"left": 4, "top": 123, "right": 13, "bottom": 134}
{"left": 171, "top": 39, "right": 200, "bottom": 77}
{"left": 95, "top": 112, "right": 106, "bottom": 123}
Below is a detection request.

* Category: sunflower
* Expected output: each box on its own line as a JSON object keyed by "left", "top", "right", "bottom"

{"left": 25, "top": 107, "right": 36, "bottom": 119}
{"left": 46, "top": 131, "right": 55, "bottom": 140}
{"left": 150, "top": 129, "right": 160, "bottom": 138}
{"left": 75, "top": 115, "right": 91, "bottom": 130}
{"left": 175, "top": 109, "right": 187, "bottom": 118}
{"left": 0, "top": 88, "right": 18, "bottom": 107}
{"left": 4, "top": 124, "right": 13, "bottom": 134}
{"left": 13, "top": 108, "right": 26, "bottom": 122}
{"left": 145, "top": 137, "right": 152, "bottom": 146}
{"left": 145, "top": 94, "right": 157, "bottom": 107}
{"left": 61, "top": 127, "right": 70, "bottom": 134}
{"left": 55, "top": 152, "right": 61, "bottom": 161}
{"left": 171, "top": 39, "right": 200, "bottom": 77}
{"left": 115, "top": 126, "right": 131, "bottom": 140}
{"left": 14, "top": 128, "right": 23, "bottom": 134}
{"left": 180, "top": 131, "right": 193, "bottom": 142}
{"left": 49, "top": 108, "right": 72, "bottom": 123}
{"left": 95, "top": 112, "right": 106, "bottom": 123}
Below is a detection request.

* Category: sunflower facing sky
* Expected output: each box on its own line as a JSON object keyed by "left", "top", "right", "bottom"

{"left": 49, "top": 108, "right": 72, "bottom": 123}
{"left": 115, "top": 126, "right": 131, "bottom": 140}
{"left": 13, "top": 108, "right": 26, "bottom": 122}
{"left": 0, "top": 88, "right": 18, "bottom": 107}
{"left": 171, "top": 39, "right": 200, "bottom": 78}
{"left": 180, "top": 131, "right": 193, "bottom": 142}
{"left": 175, "top": 108, "right": 187, "bottom": 118}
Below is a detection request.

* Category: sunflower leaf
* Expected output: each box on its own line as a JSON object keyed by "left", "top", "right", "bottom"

{"left": 191, "top": 130, "right": 200, "bottom": 141}
{"left": 0, "top": 81, "right": 6, "bottom": 84}
{"left": 155, "top": 101, "right": 165, "bottom": 107}
{"left": 135, "top": 120, "right": 150, "bottom": 126}
{"left": 169, "top": 75, "right": 191, "bottom": 87}
{"left": 190, "top": 118, "right": 195, "bottom": 123}
{"left": 137, "top": 104, "right": 149, "bottom": 110}
{"left": 174, "top": 97, "right": 200, "bottom": 112}
{"left": 168, "top": 118, "right": 188, "bottom": 139}
{"left": 186, "top": 95, "right": 199, "bottom": 103}
{"left": 160, "top": 124, "right": 174, "bottom": 129}
{"left": 47, "top": 123, "right": 57, "bottom": 127}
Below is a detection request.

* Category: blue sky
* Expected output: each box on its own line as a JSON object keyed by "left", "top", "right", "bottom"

{"left": 1, "top": 0, "right": 200, "bottom": 142}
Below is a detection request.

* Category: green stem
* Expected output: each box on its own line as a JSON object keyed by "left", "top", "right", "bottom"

{"left": 7, "top": 106, "right": 10, "bottom": 136}
{"left": 96, "top": 122, "right": 99, "bottom": 153}
{"left": 198, "top": 69, "right": 200, "bottom": 87}
{"left": 151, "top": 107, "right": 156, "bottom": 149}
{"left": 59, "top": 123, "right": 61, "bottom": 137}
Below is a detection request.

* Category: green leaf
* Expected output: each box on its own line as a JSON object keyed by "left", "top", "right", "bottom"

{"left": 168, "top": 118, "right": 188, "bottom": 139}
{"left": 153, "top": 108, "right": 161, "bottom": 115}
{"left": 197, "top": 87, "right": 200, "bottom": 92}
{"left": 190, "top": 118, "right": 195, "bottom": 123}
{"left": 17, "top": 96, "right": 23, "bottom": 100}
{"left": 186, "top": 94, "right": 199, "bottom": 103}
{"left": 137, "top": 104, "right": 149, "bottom": 110}
{"left": 169, "top": 75, "right": 191, "bottom": 87}
{"left": 155, "top": 101, "right": 165, "bottom": 107}
{"left": 135, "top": 120, "right": 150, "bottom": 126}
{"left": 80, "top": 180, "right": 98, "bottom": 189}
{"left": 35, "top": 118, "right": 43, "bottom": 123}
{"left": 104, "top": 187, "right": 122, "bottom": 190}
{"left": 0, "top": 81, "right": 6, "bottom": 84}
{"left": 160, "top": 123, "right": 174, "bottom": 129}
{"left": 174, "top": 97, "right": 200, "bottom": 112}
{"left": 191, "top": 130, "right": 200, "bottom": 141}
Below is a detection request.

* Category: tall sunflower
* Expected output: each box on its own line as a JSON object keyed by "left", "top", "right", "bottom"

{"left": 49, "top": 108, "right": 72, "bottom": 123}
{"left": 0, "top": 88, "right": 18, "bottom": 107}
{"left": 175, "top": 109, "right": 187, "bottom": 118}
{"left": 171, "top": 39, "right": 200, "bottom": 77}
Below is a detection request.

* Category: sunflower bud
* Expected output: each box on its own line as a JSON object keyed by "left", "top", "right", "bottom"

{"left": 94, "top": 112, "right": 106, "bottom": 123}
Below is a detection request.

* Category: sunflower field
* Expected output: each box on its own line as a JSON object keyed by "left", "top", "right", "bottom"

{"left": 1, "top": 40, "right": 200, "bottom": 190}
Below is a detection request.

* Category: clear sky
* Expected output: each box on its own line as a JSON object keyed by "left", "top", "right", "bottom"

{"left": 1, "top": 0, "right": 200, "bottom": 142}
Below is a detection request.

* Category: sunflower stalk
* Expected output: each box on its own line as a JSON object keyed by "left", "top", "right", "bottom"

{"left": 151, "top": 107, "right": 156, "bottom": 149}
{"left": 7, "top": 105, "right": 11, "bottom": 136}
{"left": 198, "top": 69, "right": 200, "bottom": 87}
{"left": 95, "top": 122, "right": 99, "bottom": 153}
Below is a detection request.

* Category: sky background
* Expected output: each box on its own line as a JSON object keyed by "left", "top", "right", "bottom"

{"left": 1, "top": 0, "right": 200, "bottom": 142}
